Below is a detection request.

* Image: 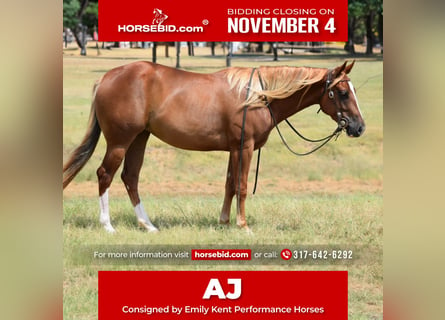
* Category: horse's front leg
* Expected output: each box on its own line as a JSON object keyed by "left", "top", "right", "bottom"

{"left": 220, "top": 156, "right": 235, "bottom": 224}
{"left": 231, "top": 144, "right": 254, "bottom": 231}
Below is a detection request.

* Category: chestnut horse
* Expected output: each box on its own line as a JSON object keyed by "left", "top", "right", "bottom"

{"left": 63, "top": 61, "right": 364, "bottom": 233}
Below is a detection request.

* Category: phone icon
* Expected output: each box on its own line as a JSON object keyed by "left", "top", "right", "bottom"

{"left": 281, "top": 249, "right": 292, "bottom": 260}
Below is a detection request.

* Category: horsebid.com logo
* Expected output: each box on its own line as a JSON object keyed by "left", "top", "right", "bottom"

{"left": 117, "top": 8, "right": 206, "bottom": 33}
{"left": 152, "top": 8, "right": 168, "bottom": 25}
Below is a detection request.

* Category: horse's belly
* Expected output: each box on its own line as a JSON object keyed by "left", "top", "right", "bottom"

{"left": 146, "top": 90, "right": 235, "bottom": 151}
{"left": 153, "top": 131, "right": 228, "bottom": 151}
{"left": 149, "top": 118, "right": 229, "bottom": 151}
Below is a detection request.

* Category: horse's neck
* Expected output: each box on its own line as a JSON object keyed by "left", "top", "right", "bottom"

{"left": 269, "top": 80, "right": 324, "bottom": 124}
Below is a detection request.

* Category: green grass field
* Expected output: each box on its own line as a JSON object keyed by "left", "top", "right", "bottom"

{"left": 63, "top": 45, "right": 383, "bottom": 319}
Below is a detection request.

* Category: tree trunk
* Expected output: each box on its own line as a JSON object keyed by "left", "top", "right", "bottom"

{"left": 366, "top": 12, "right": 374, "bottom": 55}
{"left": 73, "top": 29, "right": 83, "bottom": 48}
{"left": 272, "top": 42, "right": 278, "bottom": 61}
{"left": 78, "top": 0, "right": 89, "bottom": 18}
{"left": 378, "top": 12, "right": 383, "bottom": 53}
{"left": 152, "top": 42, "right": 157, "bottom": 63}
{"left": 187, "top": 42, "right": 194, "bottom": 56}
{"left": 165, "top": 43, "right": 169, "bottom": 57}
{"left": 71, "top": 0, "right": 90, "bottom": 51}
{"left": 345, "top": 17, "right": 356, "bottom": 54}
{"left": 226, "top": 42, "right": 232, "bottom": 67}
{"left": 176, "top": 42, "right": 181, "bottom": 68}
{"left": 210, "top": 42, "right": 215, "bottom": 56}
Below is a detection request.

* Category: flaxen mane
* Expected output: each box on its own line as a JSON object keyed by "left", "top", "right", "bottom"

{"left": 224, "top": 66, "right": 326, "bottom": 107}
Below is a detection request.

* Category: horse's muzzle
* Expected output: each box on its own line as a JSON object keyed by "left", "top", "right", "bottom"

{"left": 346, "top": 121, "right": 365, "bottom": 137}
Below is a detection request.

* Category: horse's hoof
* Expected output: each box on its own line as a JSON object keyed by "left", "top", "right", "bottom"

{"left": 219, "top": 219, "right": 230, "bottom": 225}
{"left": 243, "top": 226, "right": 253, "bottom": 235}
{"left": 237, "top": 224, "right": 253, "bottom": 235}
{"left": 103, "top": 224, "right": 116, "bottom": 233}
{"left": 138, "top": 220, "right": 159, "bottom": 233}
{"left": 146, "top": 226, "right": 159, "bottom": 233}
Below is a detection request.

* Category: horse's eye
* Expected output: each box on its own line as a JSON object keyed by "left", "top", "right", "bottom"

{"left": 339, "top": 90, "right": 349, "bottom": 99}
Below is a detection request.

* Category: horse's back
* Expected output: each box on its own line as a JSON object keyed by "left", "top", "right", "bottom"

{"left": 93, "top": 62, "right": 240, "bottom": 151}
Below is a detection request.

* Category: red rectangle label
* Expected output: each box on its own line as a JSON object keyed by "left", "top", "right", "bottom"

{"left": 98, "top": 271, "right": 347, "bottom": 319}
{"left": 191, "top": 249, "right": 251, "bottom": 260}
{"left": 98, "top": 0, "right": 347, "bottom": 41}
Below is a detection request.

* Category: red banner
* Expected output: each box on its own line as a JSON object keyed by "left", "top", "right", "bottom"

{"left": 98, "top": 0, "right": 347, "bottom": 41}
{"left": 98, "top": 271, "right": 348, "bottom": 319}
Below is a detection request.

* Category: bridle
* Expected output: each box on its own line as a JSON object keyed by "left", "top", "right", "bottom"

{"left": 258, "top": 68, "right": 349, "bottom": 157}
{"left": 238, "top": 67, "right": 353, "bottom": 196}
{"left": 322, "top": 69, "right": 350, "bottom": 131}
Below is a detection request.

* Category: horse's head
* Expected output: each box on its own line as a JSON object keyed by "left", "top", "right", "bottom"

{"left": 319, "top": 61, "right": 365, "bottom": 137}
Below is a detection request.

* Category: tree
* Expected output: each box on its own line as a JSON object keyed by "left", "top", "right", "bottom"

{"left": 345, "top": 1, "right": 365, "bottom": 54}
{"left": 63, "top": 0, "right": 98, "bottom": 51}
{"left": 364, "top": 0, "right": 382, "bottom": 54}
{"left": 346, "top": 0, "right": 383, "bottom": 55}
{"left": 63, "top": 0, "right": 80, "bottom": 31}
{"left": 82, "top": 1, "right": 99, "bottom": 31}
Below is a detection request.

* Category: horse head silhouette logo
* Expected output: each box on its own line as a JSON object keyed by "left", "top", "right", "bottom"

{"left": 153, "top": 8, "right": 168, "bottom": 25}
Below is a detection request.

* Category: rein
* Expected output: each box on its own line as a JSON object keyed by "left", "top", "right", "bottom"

{"left": 239, "top": 67, "right": 348, "bottom": 195}
{"left": 258, "top": 69, "right": 345, "bottom": 157}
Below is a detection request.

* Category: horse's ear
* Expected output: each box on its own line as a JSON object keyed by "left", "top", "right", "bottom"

{"left": 333, "top": 61, "right": 347, "bottom": 78}
{"left": 344, "top": 60, "right": 355, "bottom": 74}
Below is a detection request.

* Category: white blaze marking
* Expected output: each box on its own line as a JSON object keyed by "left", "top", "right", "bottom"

{"left": 348, "top": 81, "right": 363, "bottom": 118}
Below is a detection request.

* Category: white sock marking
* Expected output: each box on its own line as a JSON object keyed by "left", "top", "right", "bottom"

{"left": 135, "top": 203, "right": 159, "bottom": 232}
{"left": 99, "top": 189, "right": 115, "bottom": 233}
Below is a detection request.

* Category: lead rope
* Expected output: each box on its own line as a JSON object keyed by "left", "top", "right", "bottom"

{"left": 253, "top": 69, "right": 334, "bottom": 194}
{"left": 252, "top": 147, "right": 261, "bottom": 194}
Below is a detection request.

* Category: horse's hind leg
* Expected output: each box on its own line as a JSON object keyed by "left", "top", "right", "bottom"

{"left": 121, "top": 131, "right": 158, "bottom": 232}
{"left": 97, "top": 146, "right": 127, "bottom": 233}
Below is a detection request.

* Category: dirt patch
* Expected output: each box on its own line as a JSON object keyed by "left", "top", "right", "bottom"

{"left": 63, "top": 178, "right": 382, "bottom": 199}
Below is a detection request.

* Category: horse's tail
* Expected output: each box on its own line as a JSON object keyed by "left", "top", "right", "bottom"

{"left": 63, "top": 79, "right": 102, "bottom": 189}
